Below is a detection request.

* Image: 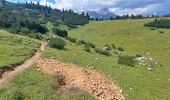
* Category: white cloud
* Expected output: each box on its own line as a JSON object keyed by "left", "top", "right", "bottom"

{"left": 10, "top": 0, "right": 170, "bottom": 16}
{"left": 39, "top": 0, "right": 117, "bottom": 10}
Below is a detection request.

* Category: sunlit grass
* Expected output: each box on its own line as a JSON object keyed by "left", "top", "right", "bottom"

{"left": 43, "top": 18, "right": 170, "bottom": 100}
{"left": 0, "top": 30, "right": 40, "bottom": 68}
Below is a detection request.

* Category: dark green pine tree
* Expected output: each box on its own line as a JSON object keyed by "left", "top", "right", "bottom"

{"left": 2, "top": 0, "right": 6, "bottom": 5}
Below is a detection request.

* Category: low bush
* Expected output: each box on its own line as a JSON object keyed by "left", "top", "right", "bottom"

{"left": 104, "top": 44, "right": 112, "bottom": 51}
{"left": 111, "top": 43, "right": 117, "bottom": 49}
{"left": 27, "top": 33, "right": 43, "bottom": 40}
{"left": 67, "top": 37, "right": 77, "bottom": 43}
{"left": 84, "top": 45, "right": 90, "bottom": 52}
{"left": 78, "top": 40, "right": 95, "bottom": 48}
{"left": 94, "top": 48, "right": 111, "bottom": 56}
{"left": 118, "top": 55, "right": 136, "bottom": 67}
{"left": 159, "top": 31, "right": 164, "bottom": 34}
{"left": 136, "top": 54, "right": 142, "bottom": 57}
{"left": 144, "top": 19, "right": 170, "bottom": 29}
{"left": 86, "top": 42, "right": 95, "bottom": 48}
{"left": 52, "top": 27, "right": 68, "bottom": 38}
{"left": 67, "top": 24, "right": 78, "bottom": 28}
{"left": 49, "top": 37, "right": 66, "bottom": 50}
{"left": 20, "top": 27, "right": 30, "bottom": 34}
{"left": 150, "top": 28, "right": 156, "bottom": 30}
{"left": 13, "top": 91, "right": 24, "bottom": 100}
{"left": 118, "top": 46, "right": 124, "bottom": 51}
{"left": 78, "top": 40, "right": 86, "bottom": 44}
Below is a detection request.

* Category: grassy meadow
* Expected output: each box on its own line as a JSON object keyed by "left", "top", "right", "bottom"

{"left": 43, "top": 18, "right": 170, "bottom": 100}
{"left": 0, "top": 30, "right": 40, "bottom": 68}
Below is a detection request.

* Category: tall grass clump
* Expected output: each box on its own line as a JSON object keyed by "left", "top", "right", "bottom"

{"left": 78, "top": 40, "right": 95, "bottom": 48}
{"left": 117, "top": 46, "right": 124, "bottom": 51}
{"left": 94, "top": 48, "right": 111, "bottom": 56}
{"left": 67, "top": 37, "right": 77, "bottom": 43}
{"left": 118, "top": 55, "right": 136, "bottom": 67}
{"left": 84, "top": 45, "right": 90, "bottom": 52}
{"left": 111, "top": 43, "right": 117, "bottom": 49}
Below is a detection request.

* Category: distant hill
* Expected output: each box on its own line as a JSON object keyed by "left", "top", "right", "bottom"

{"left": 87, "top": 8, "right": 117, "bottom": 20}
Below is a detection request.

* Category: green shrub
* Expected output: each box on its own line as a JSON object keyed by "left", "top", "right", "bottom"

{"left": 27, "top": 33, "right": 43, "bottom": 40}
{"left": 118, "top": 46, "right": 124, "bottom": 51}
{"left": 118, "top": 55, "right": 136, "bottom": 67}
{"left": 104, "top": 44, "right": 112, "bottom": 51}
{"left": 84, "top": 45, "right": 90, "bottom": 52}
{"left": 159, "top": 31, "right": 164, "bottom": 34}
{"left": 67, "top": 24, "right": 78, "bottom": 28}
{"left": 8, "top": 27, "right": 20, "bottom": 34}
{"left": 67, "top": 37, "right": 77, "bottom": 43}
{"left": 150, "top": 28, "right": 156, "bottom": 30}
{"left": 111, "top": 43, "right": 117, "bottom": 49}
{"left": 49, "top": 37, "right": 66, "bottom": 50}
{"left": 52, "top": 27, "right": 68, "bottom": 38}
{"left": 144, "top": 19, "right": 170, "bottom": 29}
{"left": 13, "top": 91, "right": 24, "bottom": 100}
{"left": 86, "top": 42, "right": 95, "bottom": 48}
{"left": 136, "top": 54, "right": 142, "bottom": 57}
{"left": 78, "top": 40, "right": 86, "bottom": 44}
{"left": 20, "top": 27, "right": 30, "bottom": 34}
{"left": 78, "top": 40, "right": 95, "bottom": 48}
{"left": 94, "top": 48, "right": 111, "bottom": 56}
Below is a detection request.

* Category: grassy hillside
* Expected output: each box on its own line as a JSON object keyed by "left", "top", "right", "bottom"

{"left": 0, "top": 30, "right": 40, "bottom": 68}
{"left": 0, "top": 66, "right": 94, "bottom": 100}
{"left": 43, "top": 18, "right": 170, "bottom": 100}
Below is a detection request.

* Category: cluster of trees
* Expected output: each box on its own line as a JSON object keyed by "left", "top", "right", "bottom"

{"left": 144, "top": 19, "right": 170, "bottom": 28}
{"left": 91, "top": 14, "right": 161, "bottom": 21}
{"left": 1, "top": 0, "right": 6, "bottom": 5}
{"left": 90, "top": 14, "right": 146, "bottom": 21}
{"left": 0, "top": 0, "right": 91, "bottom": 39}
{"left": 16, "top": 20, "right": 48, "bottom": 34}
{"left": 0, "top": 7, "right": 48, "bottom": 39}
{"left": 0, "top": 0, "right": 89, "bottom": 30}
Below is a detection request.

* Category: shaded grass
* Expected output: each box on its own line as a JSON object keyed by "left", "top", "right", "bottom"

{"left": 0, "top": 30, "right": 40, "bottom": 68}
{"left": 43, "top": 18, "right": 170, "bottom": 100}
{"left": 0, "top": 66, "right": 95, "bottom": 100}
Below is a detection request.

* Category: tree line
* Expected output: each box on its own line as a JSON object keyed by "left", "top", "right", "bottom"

{"left": 144, "top": 19, "right": 170, "bottom": 29}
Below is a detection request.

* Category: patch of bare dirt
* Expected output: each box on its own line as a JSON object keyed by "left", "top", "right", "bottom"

{"left": 36, "top": 58, "right": 125, "bottom": 100}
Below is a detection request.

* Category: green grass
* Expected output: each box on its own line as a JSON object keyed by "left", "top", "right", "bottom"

{"left": 0, "top": 66, "right": 95, "bottom": 100}
{"left": 0, "top": 30, "right": 40, "bottom": 68}
{"left": 43, "top": 18, "right": 170, "bottom": 100}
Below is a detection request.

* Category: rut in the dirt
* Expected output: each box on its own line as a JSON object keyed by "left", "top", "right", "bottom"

{"left": 36, "top": 58, "right": 125, "bottom": 100}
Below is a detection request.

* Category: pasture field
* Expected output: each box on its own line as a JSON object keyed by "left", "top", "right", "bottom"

{"left": 0, "top": 30, "right": 40, "bottom": 68}
{"left": 43, "top": 18, "right": 170, "bottom": 100}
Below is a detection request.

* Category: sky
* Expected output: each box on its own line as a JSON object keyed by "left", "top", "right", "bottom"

{"left": 7, "top": 0, "right": 170, "bottom": 16}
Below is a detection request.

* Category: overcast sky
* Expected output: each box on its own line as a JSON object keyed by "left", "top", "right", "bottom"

{"left": 8, "top": 0, "right": 170, "bottom": 16}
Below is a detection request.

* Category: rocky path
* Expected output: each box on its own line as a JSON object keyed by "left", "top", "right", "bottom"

{"left": 0, "top": 42, "right": 47, "bottom": 86}
{"left": 0, "top": 41, "right": 125, "bottom": 100}
{"left": 36, "top": 58, "right": 125, "bottom": 100}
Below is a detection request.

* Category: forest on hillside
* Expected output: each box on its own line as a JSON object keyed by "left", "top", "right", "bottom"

{"left": 0, "top": 0, "right": 89, "bottom": 38}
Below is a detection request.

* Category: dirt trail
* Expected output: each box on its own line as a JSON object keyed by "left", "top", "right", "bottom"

{"left": 36, "top": 58, "right": 125, "bottom": 100}
{"left": 0, "top": 42, "right": 47, "bottom": 86}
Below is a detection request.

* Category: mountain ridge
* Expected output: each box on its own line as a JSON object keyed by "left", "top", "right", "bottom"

{"left": 86, "top": 8, "right": 117, "bottom": 19}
